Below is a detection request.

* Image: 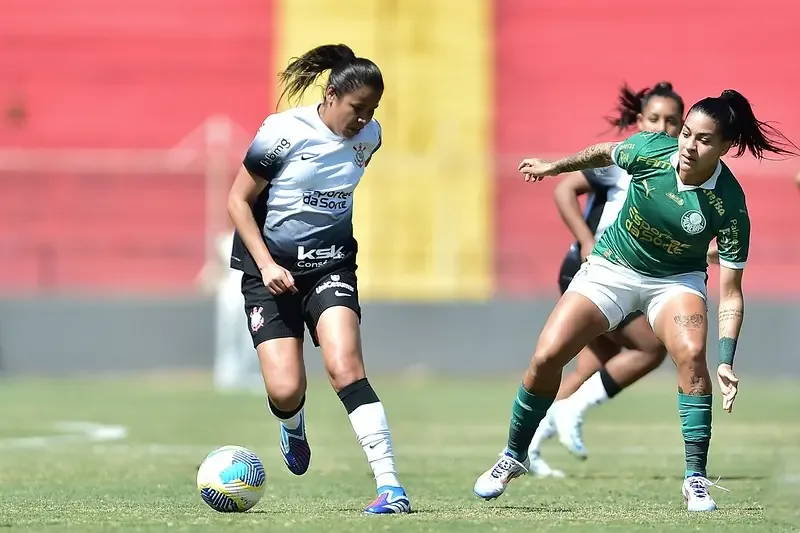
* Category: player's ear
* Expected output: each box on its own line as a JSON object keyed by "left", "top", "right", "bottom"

{"left": 324, "top": 85, "right": 337, "bottom": 105}
{"left": 719, "top": 140, "right": 732, "bottom": 157}
{"left": 635, "top": 112, "right": 645, "bottom": 130}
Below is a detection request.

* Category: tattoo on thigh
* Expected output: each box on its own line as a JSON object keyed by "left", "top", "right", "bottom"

{"left": 673, "top": 313, "right": 705, "bottom": 330}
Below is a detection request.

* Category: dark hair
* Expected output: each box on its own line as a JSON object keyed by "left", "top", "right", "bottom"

{"left": 688, "top": 90, "right": 798, "bottom": 159}
{"left": 277, "top": 44, "right": 383, "bottom": 106}
{"left": 607, "top": 81, "right": 684, "bottom": 131}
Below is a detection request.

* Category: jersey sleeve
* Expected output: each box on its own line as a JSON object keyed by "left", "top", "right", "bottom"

{"left": 610, "top": 132, "right": 651, "bottom": 174}
{"left": 716, "top": 200, "right": 751, "bottom": 269}
{"left": 364, "top": 120, "right": 382, "bottom": 168}
{"left": 582, "top": 165, "right": 625, "bottom": 188}
{"left": 242, "top": 114, "right": 293, "bottom": 181}
{"left": 609, "top": 131, "right": 677, "bottom": 179}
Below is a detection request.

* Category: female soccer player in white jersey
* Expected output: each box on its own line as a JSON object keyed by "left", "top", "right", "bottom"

{"left": 475, "top": 89, "right": 797, "bottom": 511}
{"left": 226, "top": 43, "right": 410, "bottom": 515}
{"left": 527, "top": 83, "right": 682, "bottom": 476}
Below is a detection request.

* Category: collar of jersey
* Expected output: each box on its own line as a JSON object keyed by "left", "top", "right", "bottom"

{"left": 305, "top": 104, "right": 346, "bottom": 141}
{"left": 669, "top": 152, "right": 721, "bottom": 192}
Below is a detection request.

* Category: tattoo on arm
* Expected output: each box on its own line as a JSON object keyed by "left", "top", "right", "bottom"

{"left": 552, "top": 142, "right": 616, "bottom": 174}
{"left": 718, "top": 309, "right": 744, "bottom": 322}
{"left": 673, "top": 313, "right": 705, "bottom": 330}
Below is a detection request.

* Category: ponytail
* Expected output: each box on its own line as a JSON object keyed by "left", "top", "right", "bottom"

{"left": 690, "top": 90, "right": 799, "bottom": 159}
{"left": 606, "top": 81, "right": 684, "bottom": 131}
{"left": 277, "top": 44, "right": 383, "bottom": 106}
{"left": 278, "top": 44, "right": 356, "bottom": 105}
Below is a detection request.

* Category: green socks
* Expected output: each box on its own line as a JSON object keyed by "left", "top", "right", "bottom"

{"left": 678, "top": 393, "right": 712, "bottom": 477}
{"left": 506, "top": 384, "right": 555, "bottom": 462}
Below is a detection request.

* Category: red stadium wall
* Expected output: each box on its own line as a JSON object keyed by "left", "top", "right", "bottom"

{"left": 494, "top": 0, "right": 800, "bottom": 298}
{"left": 0, "top": 0, "right": 276, "bottom": 291}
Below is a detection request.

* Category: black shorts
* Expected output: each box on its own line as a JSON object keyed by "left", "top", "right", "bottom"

{"left": 241, "top": 268, "right": 361, "bottom": 349}
{"left": 557, "top": 247, "right": 643, "bottom": 331}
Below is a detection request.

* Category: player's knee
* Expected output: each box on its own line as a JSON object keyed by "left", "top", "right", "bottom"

{"left": 641, "top": 342, "right": 668, "bottom": 369}
{"left": 672, "top": 338, "right": 706, "bottom": 373}
{"left": 530, "top": 336, "right": 567, "bottom": 373}
{"left": 267, "top": 381, "right": 306, "bottom": 412}
{"left": 325, "top": 349, "right": 366, "bottom": 392}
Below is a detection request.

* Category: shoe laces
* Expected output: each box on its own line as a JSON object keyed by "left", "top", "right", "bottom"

{"left": 490, "top": 454, "right": 527, "bottom": 480}
{"left": 688, "top": 475, "right": 730, "bottom": 498}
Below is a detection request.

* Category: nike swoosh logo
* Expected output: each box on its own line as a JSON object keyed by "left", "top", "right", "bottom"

{"left": 334, "top": 290, "right": 351, "bottom": 297}
{"left": 300, "top": 154, "right": 314, "bottom": 160}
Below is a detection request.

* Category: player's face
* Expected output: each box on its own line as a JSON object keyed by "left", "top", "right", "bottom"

{"left": 325, "top": 85, "right": 382, "bottom": 138}
{"left": 678, "top": 111, "right": 732, "bottom": 176}
{"left": 637, "top": 96, "right": 682, "bottom": 137}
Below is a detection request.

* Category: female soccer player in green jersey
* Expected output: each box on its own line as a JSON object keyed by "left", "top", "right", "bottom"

{"left": 474, "top": 89, "right": 797, "bottom": 511}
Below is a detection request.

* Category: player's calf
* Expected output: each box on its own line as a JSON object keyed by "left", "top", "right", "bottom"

{"left": 338, "top": 377, "right": 410, "bottom": 514}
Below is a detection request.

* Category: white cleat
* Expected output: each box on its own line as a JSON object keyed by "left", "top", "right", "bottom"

{"left": 552, "top": 402, "right": 588, "bottom": 460}
{"left": 682, "top": 475, "right": 729, "bottom": 512}
{"left": 474, "top": 452, "right": 530, "bottom": 500}
{"left": 528, "top": 452, "right": 566, "bottom": 479}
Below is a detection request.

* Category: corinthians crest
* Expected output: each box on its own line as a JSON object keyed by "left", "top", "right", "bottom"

{"left": 353, "top": 143, "right": 367, "bottom": 168}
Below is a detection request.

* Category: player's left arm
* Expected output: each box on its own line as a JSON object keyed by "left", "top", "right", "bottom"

{"left": 715, "top": 201, "right": 751, "bottom": 412}
{"left": 364, "top": 122, "right": 382, "bottom": 168}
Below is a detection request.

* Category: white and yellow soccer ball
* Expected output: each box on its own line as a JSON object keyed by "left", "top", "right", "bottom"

{"left": 196, "top": 445, "right": 266, "bottom": 512}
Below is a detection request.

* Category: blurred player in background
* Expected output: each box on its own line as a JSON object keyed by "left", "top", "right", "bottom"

{"left": 226, "top": 43, "right": 410, "bottom": 514}
{"left": 196, "top": 231, "right": 261, "bottom": 392}
{"left": 527, "top": 83, "right": 680, "bottom": 477}
{"left": 477, "top": 89, "right": 797, "bottom": 511}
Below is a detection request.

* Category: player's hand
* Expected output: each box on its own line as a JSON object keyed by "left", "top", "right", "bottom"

{"left": 579, "top": 239, "right": 595, "bottom": 262}
{"left": 260, "top": 263, "right": 298, "bottom": 295}
{"left": 716, "top": 364, "right": 739, "bottom": 413}
{"left": 518, "top": 158, "right": 558, "bottom": 182}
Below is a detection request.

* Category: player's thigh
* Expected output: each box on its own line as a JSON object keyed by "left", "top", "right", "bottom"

{"left": 562, "top": 255, "right": 642, "bottom": 333}
{"left": 304, "top": 269, "right": 365, "bottom": 389}
{"left": 648, "top": 276, "right": 709, "bottom": 367}
{"left": 241, "top": 273, "right": 306, "bottom": 397}
{"left": 533, "top": 291, "right": 612, "bottom": 371}
{"left": 605, "top": 312, "right": 666, "bottom": 360}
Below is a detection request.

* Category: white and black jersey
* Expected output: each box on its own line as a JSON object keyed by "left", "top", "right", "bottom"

{"left": 559, "top": 164, "right": 631, "bottom": 293}
{"left": 569, "top": 164, "right": 630, "bottom": 255}
{"left": 230, "top": 105, "right": 381, "bottom": 279}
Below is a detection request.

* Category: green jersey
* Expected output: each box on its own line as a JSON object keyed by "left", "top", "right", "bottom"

{"left": 592, "top": 131, "right": 750, "bottom": 277}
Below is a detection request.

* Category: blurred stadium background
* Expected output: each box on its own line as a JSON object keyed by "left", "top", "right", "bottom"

{"left": 2, "top": 1, "right": 800, "bottom": 530}
{"left": 0, "top": 0, "right": 798, "bottom": 378}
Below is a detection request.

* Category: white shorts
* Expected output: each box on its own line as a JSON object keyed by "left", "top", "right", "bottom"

{"left": 565, "top": 255, "right": 707, "bottom": 330}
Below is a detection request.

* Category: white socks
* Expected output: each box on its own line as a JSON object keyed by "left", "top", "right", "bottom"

{"left": 528, "top": 405, "right": 557, "bottom": 454}
{"left": 568, "top": 371, "right": 610, "bottom": 415}
{"left": 277, "top": 409, "right": 303, "bottom": 431}
{"left": 348, "top": 402, "right": 400, "bottom": 488}
{"left": 267, "top": 399, "right": 304, "bottom": 431}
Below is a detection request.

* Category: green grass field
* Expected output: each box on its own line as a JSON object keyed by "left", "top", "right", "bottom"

{"left": 0, "top": 374, "right": 798, "bottom": 532}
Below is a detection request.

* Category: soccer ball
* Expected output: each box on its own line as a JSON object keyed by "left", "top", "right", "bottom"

{"left": 196, "top": 445, "right": 266, "bottom": 512}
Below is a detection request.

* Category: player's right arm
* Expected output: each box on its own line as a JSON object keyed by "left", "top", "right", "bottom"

{"left": 553, "top": 172, "right": 596, "bottom": 256}
{"left": 519, "top": 142, "right": 617, "bottom": 181}
{"left": 227, "top": 115, "right": 297, "bottom": 295}
{"left": 519, "top": 132, "right": 658, "bottom": 182}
